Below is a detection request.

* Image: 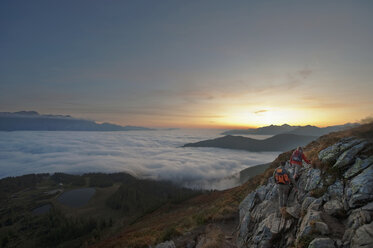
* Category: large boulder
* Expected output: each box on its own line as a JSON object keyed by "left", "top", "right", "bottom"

{"left": 256, "top": 185, "right": 268, "bottom": 202}
{"left": 238, "top": 213, "right": 251, "bottom": 246}
{"left": 347, "top": 208, "right": 372, "bottom": 229}
{"left": 239, "top": 191, "right": 257, "bottom": 221}
{"left": 251, "top": 200, "right": 276, "bottom": 224}
{"left": 323, "top": 199, "right": 344, "bottom": 217}
{"left": 327, "top": 179, "right": 344, "bottom": 200}
{"left": 304, "top": 168, "right": 322, "bottom": 192}
{"left": 155, "top": 240, "right": 176, "bottom": 248}
{"left": 318, "top": 138, "right": 363, "bottom": 164}
{"left": 362, "top": 201, "right": 373, "bottom": 211}
{"left": 308, "top": 198, "right": 323, "bottom": 211}
{"left": 313, "top": 221, "right": 329, "bottom": 235}
{"left": 297, "top": 210, "right": 322, "bottom": 241}
{"left": 342, "top": 205, "right": 373, "bottom": 246}
{"left": 302, "top": 197, "right": 317, "bottom": 214}
{"left": 259, "top": 212, "right": 293, "bottom": 234}
{"left": 286, "top": 203, "right": 301, "bottom": 219}
{"left": 344, "top": 156, "right": 373, "bottom": 179}
{"left": 251, "top": 225, "right": 273, "bottom": 248}
{"left": 346, "top": 165, "right": 373, "bottom": 208}
{"left": 333, "top": 141, "right": 368, "bottom": 169}
{"left": 350, "top": 222, "right": 373, "bottom": 248}
{"left": 308, "top": 237, "right": 335, "bottom": 248}
{"left": 343, "top": 228, "right": 355, "bottom": 246}
{"left": 264, "top": 183, "right": 278, "bottom": 201}
{"left": 250, "top": 213, "right": 293, "bottom": 248}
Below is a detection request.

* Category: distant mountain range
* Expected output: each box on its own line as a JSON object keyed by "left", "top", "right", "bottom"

{"left": 0, "top": 111, "right": 153, "bottom": 131}
{"left": 183, "top": 133, "right": 317, "bottom": 152}
{"left": 222, "top": 123, "right": 359, "bottom": 137}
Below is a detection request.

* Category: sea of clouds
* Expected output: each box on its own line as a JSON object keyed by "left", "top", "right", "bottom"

{"left": 0, "top": 129, "right": 279, "bottom": 189}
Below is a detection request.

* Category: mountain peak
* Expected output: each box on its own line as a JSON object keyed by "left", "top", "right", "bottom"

{"left": 0, "top": 111, "right": 152, "bottom": 131}
{"left": 14, "top": 111, "right": 40, "bottom": 116}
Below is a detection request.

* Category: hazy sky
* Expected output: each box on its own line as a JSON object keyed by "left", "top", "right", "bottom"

{"left": 1, "top": 0, "right": 373, "bottom": 128}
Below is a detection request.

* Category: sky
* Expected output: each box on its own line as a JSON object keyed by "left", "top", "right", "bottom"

{"left": 1, "top": 0, "right": 373, "bottom": 128}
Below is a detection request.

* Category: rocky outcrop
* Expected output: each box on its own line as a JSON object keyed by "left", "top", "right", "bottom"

{"left": 237, "top": 137, "right": 373, "bottom": 248}
{"left": 308, "top": 237, "right": 335, "bottom": 248}
{"left": 350, "top": 222, "right": 373, "bottom": 248}
{"left": 155, "top": 240, "right": 176, "bottom": 248}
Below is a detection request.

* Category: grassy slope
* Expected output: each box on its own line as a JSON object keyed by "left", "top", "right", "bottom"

{"left": 0, "top": 173, "right": 200, "bottom": 248}
{"left": 94, "top": 123, "right": 373, "bottom": 248}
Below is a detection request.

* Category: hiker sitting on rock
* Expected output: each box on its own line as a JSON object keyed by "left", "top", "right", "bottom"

{"left": 290, "top": 146, "right": 311, "bottom": 180}
{"left": 273, "top": 162, "right": 297, "bottom": 215}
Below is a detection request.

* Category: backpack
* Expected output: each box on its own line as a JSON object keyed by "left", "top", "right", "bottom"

{"left": 275, "top": 168, "right": 290, "bottom": 184}
{"left": 292, "top": 150, "right": 302, "bottom": 162}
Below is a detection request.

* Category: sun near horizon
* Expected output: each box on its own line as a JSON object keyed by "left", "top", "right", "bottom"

{"left": 1, "top": 1, "right": 372, "bottom": 130}
{"left": 74, "top": 105, "right": 370, "bottom": 130}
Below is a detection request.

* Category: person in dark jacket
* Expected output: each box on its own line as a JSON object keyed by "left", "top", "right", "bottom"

{"left": 273, "top": 161, "right": 297, "bottom": 214}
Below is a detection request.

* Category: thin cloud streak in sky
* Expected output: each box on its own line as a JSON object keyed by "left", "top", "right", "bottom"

{"left": 254, "top": 110, "right": 268, "bottom": 114}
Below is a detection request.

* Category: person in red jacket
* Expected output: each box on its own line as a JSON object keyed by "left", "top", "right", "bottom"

{"left": 290, "top": 147, "right": 311, "bottom": 180}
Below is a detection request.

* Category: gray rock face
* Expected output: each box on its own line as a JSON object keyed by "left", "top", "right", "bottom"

{"left": 318, "top": 138, "right": 362, "bottom": 164}
{"left": 239, "top": 192, "right": 257, "bottom": 221}
{"left": 308, "top": 198, "right": 324, "bottom": 211}
{"left": 308, "top": 237, "right": 335, "bottom": 248}
{"left": 343, "top": 228, "right": 355, "bottom": 246}
{"left": 238, "top": 213, "right": 251, "bottom": 242}
{"left": 327, "top": 179, "right": 344, "bottom": 199}
{"left": 298, "top": 210, "right": 322, "bottom": 240}
{"left": 238, "top": 192, "right": 258, "bottom": 247}
{"left": 362, "top": 201, "right": 373, "bottom": 211}
{"left": 344, "top": 156, "right": 373, "bottom": 179}
{"left": 324, "top": 199, "right": 344, "bottom": 216}
{"left": 259, "top": 212, "right": 292, "bottom": 234}
{"left": 314, "top": 221, "right": 330, "bottom": 235}
{"left": 237, "top": 137, "right": 373, "bottom": 248}
{"left": 251, "top": 200, "right": 275, "bottom": 224}
{"left": 286, "top": 203, "right": 301, "bottom": 219}
{"left": 346, "top": 165, "right": 373, "bottom": 208}
{"left": 302, "top": 197, "right": 317, "bottom": 213}
{"left": 347, "top": 209, "right": 371, "bottom": 229}
{"left": 155, "top": 240, "right": 176, "bottom": 248}
{"left": 264, "top": 183, "right": 277, "bottom": 201}
{"left": 304, "top": 168, "right": 322, "bottom": 191}
{"left": 333, "top": 141, "right": 368, "bottom": 169}
{"left": 256, "top": 185, "right": 267, "bottom": 202}
{"left": 351, "top": 222, "right": 373, "bottom": 248}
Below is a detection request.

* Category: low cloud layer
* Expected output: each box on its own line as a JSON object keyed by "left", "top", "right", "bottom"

{"left": 0, "top": 130, "right": 279, "bottom": 189}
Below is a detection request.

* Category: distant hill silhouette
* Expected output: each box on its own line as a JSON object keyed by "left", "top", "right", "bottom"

{"left": 286, "top": 124, "right": 356, "bottom": 136}
{"left": 222, "top": 123, "right": 358, "bottom": 137}
{"left": 0, "top": 111, "right": 153, "bottom": 131}
{"left": 222, "top": 124, "right": 297, "bottom": 135}
{"left": 239, "top": 163, "right": 271, "bottom": 184}
{"left": 183, "top": 133, "right": 317, "bottom": 152}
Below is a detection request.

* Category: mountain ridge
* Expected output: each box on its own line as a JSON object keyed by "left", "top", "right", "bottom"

{"left": 183, "top": 133, "right": 317, "bottom": 152}
{"left": 0, "top": 111, "right": 153, "bottom": 131}
{"left": 222, "top": 123, "right": 359, "bottom": 137}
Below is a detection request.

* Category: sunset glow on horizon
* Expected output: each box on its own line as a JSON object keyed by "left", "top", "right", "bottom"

{"left": 1, "top": 1, "right": 372, "bottom": 129}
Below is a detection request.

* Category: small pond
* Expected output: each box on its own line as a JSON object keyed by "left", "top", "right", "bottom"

{"left": 32, "top": 204, "right": 51, "bottom": 215}
{"left": 57, "top": 188, "right": 96, "bottom": 207}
